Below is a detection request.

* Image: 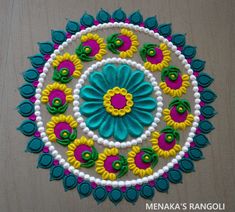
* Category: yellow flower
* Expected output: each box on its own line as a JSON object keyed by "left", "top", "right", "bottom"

{"left": 107, "top": 28, "right": 139, "bottom": 58}
{"left": 79, "top": 33, "right": 107, "bottom": 61}
{"left": 103, "top": 87, "right": 133, "bottom": 116}
{"left": 128, "top": 146, "right": 158, "bottom": 178}
{"left": 41, "top": 82, "right": 73, "bottom": 104}
{"left": 95, "top": 148, "right": 128, "bottom": 180}
{"left": 66, "top": 136, "right": 97, "bottom": 169}
{"left": 52, "top": 52, "right": 83, "bottom": 78}
{"left": 141, "top": 43, "right": 171, "bottom": 72}
{"left": 150, "top": 131, "right": 181, "bottom": 158}
{"left": 163, "top": 108, "right": 194, "bottom": 130}
{"left": 46, "top": 114, "right": 78, "bottom": 144}
{"left": 119, "top": 28, "right": 139, "bottom": 58}
{"left": 160, "top": 74, "right": 190, "bottom": 97}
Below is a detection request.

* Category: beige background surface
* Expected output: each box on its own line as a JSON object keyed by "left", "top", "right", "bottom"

{"left": 0, "top": 0, "right": 234, "bottom": 211}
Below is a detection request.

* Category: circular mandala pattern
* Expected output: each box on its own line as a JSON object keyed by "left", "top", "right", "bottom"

{"left": 18, "top": 8, "right": 216, "bottom": 205}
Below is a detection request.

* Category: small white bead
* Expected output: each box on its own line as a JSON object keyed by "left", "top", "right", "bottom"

{"left": 193, "top": 122, "right": 199, "bottom": 128}
{"left": 84, "top": 174, "right": 90, "bottom": 180}
{"left": 171, "top": 46, "right": 177, "bottom": 51}
{"left": 103, "top": 139, "right": 109, "bottom": 146}
{"left": 115, "top": 142, "right": 121, "bottom": 148}
{"left": 175, "top": 50, "right": 181, "bottom": 56}
{"left": 52, "top": 150, "right": 58, "bottom": 156}
{"left": 36, "top": 121, "right": 43, "bottom": 127}
{"left": 49, "top": 146, "right": 55, "bottom": 152}
{"left": 54, "top": 50, "right": 60, "bottom": 55}
{"left": 172, "top": 159, "right": 178, "bottom": 164}
{"left": 59, "top": 159, "right": 65, "bottom": 165}
{"left": 78, "top": 172, "right": 85, "bottom": 178}
{"left": 185, "top": 64, "right": 191, "bottom": 70}
{"left": 45, "top": 141, "right": 51, "bottom": 147}
{"left": 189, "top": 132, "right": 195, "bottom": 138}
{"left": 38, "top": 127, "right": 44, "bottom": 132}
{"left": 79, "top": 122, "right": 86, "bottom": 129}
{"left": 73, "top": 170, "right": 79, "bottom": 176}
{"left": 158, "top": 169, "right": 164, "bottom": 175}
{"left": 182, "top": 146, "right": 188, "bottom": 152}
{"left": 141, "top": 134, "right": 147, "bottom": 140}
{"left": 88, "top": 131, "right": 94, "bottom": 137}
{"left": 163, "top": 166, "right": 169, "bottom": 172}
{"left": 92, "top": 135, "right": 98, "bottom": 141}
{"left": 187, "top": 69, "right": 194, "bottom": 75}
{"left": 51, "top": 54, "right": 56, "bottom": 59}
{"left": 195, "top": 104, "right": 201, "bottom": 110}
{"left": 68, "top": 166, "right": 75, "bottom": 172}
{"left": 185, "top": 142, "right": 191, "bottom": 147}
{"left": 63, "top": 162, "right": 69, "bottom": 169}
{"left": 176, "top": 155, "right": 182, "bottom": 160}
{"left": 120, "top": 143, "right": 127, "bottom": 148}
{"left": 145, "top": 130, "right": 151, "bottom": 136}
{"left": 83, "top": 127, "right": 89, "bottom": 133}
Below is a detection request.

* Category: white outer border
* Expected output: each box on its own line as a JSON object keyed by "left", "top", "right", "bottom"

{"left": 73, "top": 58, "right": 163, "bottom": 148}
{"left": 34, "top": 22, "right": 201, "bottom": 187}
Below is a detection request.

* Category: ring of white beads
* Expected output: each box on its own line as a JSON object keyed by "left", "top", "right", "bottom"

{"left": 34, "top": 22, "right": 201, "bottom": 187}
{"left": 73, "top": 57, "right": 163, "bottom": 148}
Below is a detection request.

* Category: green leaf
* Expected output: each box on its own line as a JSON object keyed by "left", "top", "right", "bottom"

{"left": 69, "top": 129, "right": 77, "bottom": 141}
{"left": 117, "top": 165, "right": 128, "bottom": 178}
{"left": 91, "top": 146, "right": 98, "bottom": 161}
{"left": 56, "top": 138, "right": 71, "bottom": 146}
{"left": 182, "top": 99, "right": 191, "bottom": 112}
{"left": 151, "top": 154, "right": 159, "bottom": 168}
{"left": 169, "top": 98, "right": 181, "bottom": 109}
{"left": 81, "top": 160, "right": 95, "bottom": 168}
{"left": 141, "top": 147, "right": 154, "bottom": 155}
{"left": 46, "top": 105, "right": 58, "bottom": 115}
{"left": 58, "top": 103, "right": 68, "bottom": 113}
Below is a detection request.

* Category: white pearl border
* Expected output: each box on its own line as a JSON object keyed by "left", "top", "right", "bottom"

{"left": 34, "top": 22, "right": 201, "bottom": 187}
{"left": 73, "top": 58, "right": 163, "bottom": 148}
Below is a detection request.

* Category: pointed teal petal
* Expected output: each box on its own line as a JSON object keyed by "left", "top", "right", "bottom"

{"left": 80, "top": 102, "right": 103, "bottom": 116}
{"left": 117, "top": 65, "right": 132, "bottom": 87}
{"left": 89, "top": 72, "right": 110, "bottom": 92}
{"left": 125, "top": 71, "right": 145, "bottom": 92}
{"left": 114, "top": 118, "right": 128, "bottom": 141}
{"left": 86, "top": 109, "right": 107, "bottom": 130}
{"left": 102, "top": 64, "right": 118, "bottom": 87}
{"left": 123, "top": 115, "right": 143, "bottom": 137}
{"left": 132, "top": 82, "right": 153, "bottom": 98}
{"left": 131, "top": 108, "right": 154, "bottom": 125}
{"left": 134, "top": 97, "right": 157, "bottom": 111}
{"left": 80, "top": 85, "right": 104, "bottom": 101}
{"left": 99, "top": 115, "right": 115, "bottom": 138}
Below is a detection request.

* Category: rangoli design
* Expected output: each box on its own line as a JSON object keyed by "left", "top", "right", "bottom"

{"left": 18, "top": 8, "right": 216, "bottom": 205}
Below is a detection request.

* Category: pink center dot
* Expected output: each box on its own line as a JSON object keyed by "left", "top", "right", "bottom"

{"left": 111, "top": 94, "right": 127, "bottom": 109}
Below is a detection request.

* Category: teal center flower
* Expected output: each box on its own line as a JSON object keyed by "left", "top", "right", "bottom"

{"left": 80, "top": 64, "right": 157, "bottom": 142}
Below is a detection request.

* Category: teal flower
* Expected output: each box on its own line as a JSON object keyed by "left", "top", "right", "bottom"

{"left": 80, "top": 64, "right": 157, "bottom": 142}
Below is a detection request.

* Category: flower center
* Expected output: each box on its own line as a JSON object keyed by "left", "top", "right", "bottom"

{"left": 82, "top": 151, "right": 92, "bottom": 161}
{"left": 111, "top": 94, "right": 127, "bottom": 109}
{"left": 103, "top": 87, "right": 133, "bottom": 116}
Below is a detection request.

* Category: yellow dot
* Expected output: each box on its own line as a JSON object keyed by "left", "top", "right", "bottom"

{"left": 150, "top": 51, "right": 154, "bottom": 54}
